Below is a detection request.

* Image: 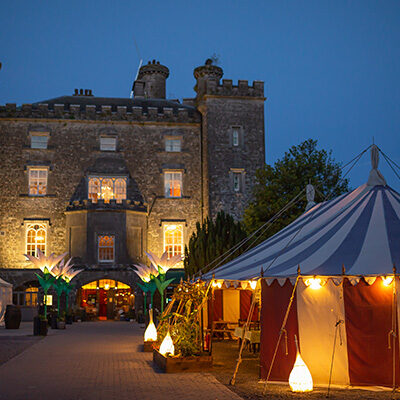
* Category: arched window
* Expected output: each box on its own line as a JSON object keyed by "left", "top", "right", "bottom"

{"left": 163, "top": 224, "right": 183, "bottom": 258}
{"left": 98, "top": 235, "right": 115, "bottom": 262}
{"left": 26, "top": 223, "right": 47, "bottom": 256}
{"left": 88, "top": 177, "right": 127, "bottom": 204}
{"left": 114, "top": 178, "right": 127, "bottom": 203}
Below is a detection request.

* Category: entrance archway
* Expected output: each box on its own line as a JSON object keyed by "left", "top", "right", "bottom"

{"left": 78, "top": 279, "right": 135, "bottom": 320}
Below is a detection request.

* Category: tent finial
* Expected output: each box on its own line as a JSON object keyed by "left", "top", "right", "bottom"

{"left": 342, "top": 264, "right": 346, "bottom": 275}
{"left": 367, "top": 144, "right": 387, "bottom": 186}
{"left": 305, "top": 183, "right": 316, "bottom": 211}
{"left": 297, "top": 265, "right": 301, "bottom": 275}
{"left": 260, "top": 267, "right": 264, "bottom": 277}
{"left": 393, "top": 264, "right": 397, "bottom": 275}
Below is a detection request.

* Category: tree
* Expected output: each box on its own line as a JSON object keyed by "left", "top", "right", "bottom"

{"left": 184, "top": 211, "right": 247, "bottom": 277}
{"left": 243, "top": 139, "right": 350, "bottom": 245}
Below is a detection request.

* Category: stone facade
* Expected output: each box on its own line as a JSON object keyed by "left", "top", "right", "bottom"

{"left": 0, "top": 59, "right": 265, "bottom": 295}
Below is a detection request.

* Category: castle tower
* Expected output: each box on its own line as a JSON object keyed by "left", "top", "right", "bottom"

{"left": 194, "top": 60, "right": 265, "bottom": 220}
{"left": 133, "top": 60, "right": 169, "bottom": 99}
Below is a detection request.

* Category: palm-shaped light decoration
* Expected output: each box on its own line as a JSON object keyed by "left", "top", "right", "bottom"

{"left": 24, "top": 250, "right": 67, "bottom": 319}
{"left": 133, "top": 263, "right": 159, "bottom": 311}
{"left": 50, "top": 258, "right": 83, "bottom": 317}
{"left": 146, "top": 251, "right": 182, "bottom": 313}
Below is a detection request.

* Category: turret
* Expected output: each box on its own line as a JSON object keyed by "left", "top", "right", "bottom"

{"left": 133, "top": 60, "right": 169, "bottom": 99}
{"left": 193, "top": 59, "right": 223, "bottom": 97}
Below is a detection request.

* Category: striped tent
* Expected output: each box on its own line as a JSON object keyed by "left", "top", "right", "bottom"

{"left": 204, "top": 182, "right": 400, "bottom": 280}
{"left": 204, "top": 146, "right": 400, "bottom": 388}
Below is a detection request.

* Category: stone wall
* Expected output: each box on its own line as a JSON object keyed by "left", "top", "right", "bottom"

{"left": 0, "top": 118, "right": 202, "bottom": 271}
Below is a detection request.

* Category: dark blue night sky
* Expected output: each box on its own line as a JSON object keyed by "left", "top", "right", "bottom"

{"left": 1, "top": 0, "right": 399, "bottom": 190}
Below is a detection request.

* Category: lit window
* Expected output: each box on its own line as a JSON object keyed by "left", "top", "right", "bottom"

{"left": 100, "top": 137, "right": 117, "bottom": 151}
{"left": 164, "top": 172, "right": 182, "bottom": 198}
{"left": 164, "top": 224, "right": 183, "bottom": 259}
{"left": 26, "top": 223, "right": 46, "bottom": 257}
{"left": 165, "top": 139, "right": 181, "bottom": 152}
{"left": 98, "top": 235, "right": 115, "bottom": 262}
{"left": 25, "top": 287, "right": 38, "bottom": 306}
{"left": 29, "top": 168, "right": 48, "bottom": 196}
{"left": 232, "top": 128, "right": 240, "bottom": 147}
{"left": 30, "top": 134, "right": 49, "bottom": 149}
{"left": 233, "top": 173, "right": 241, "bottom": 192}
{"left": 88, "top": 177, "right": 127, "bottom": 203}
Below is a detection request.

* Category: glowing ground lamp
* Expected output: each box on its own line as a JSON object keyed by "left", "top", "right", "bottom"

{"left": 288, "top": 335, "right": 313, "bottom": 393}
{"left": 159, "top": 329, "right": 175, "bottom": 356}
{"left": 144, "top": 309, "right": 157, "bottom": 342}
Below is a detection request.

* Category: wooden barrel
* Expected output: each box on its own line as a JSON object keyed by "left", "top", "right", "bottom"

{"left": 5, "top": 305, "right": 21, "bottom": 329}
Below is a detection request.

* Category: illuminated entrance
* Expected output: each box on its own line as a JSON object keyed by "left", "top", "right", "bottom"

{"left": 79, "top": 279, "right": 134, "bottom": 320}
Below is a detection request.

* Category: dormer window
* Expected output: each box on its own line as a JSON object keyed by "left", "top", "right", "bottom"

{"left": 30, "top": 133, "right": 49, "bottom": 149}
{"left": 88, "top": 176, "right": 127, "bottom": 203}
{"left": 100, "top": 136, "right": 117, "bottom": 151}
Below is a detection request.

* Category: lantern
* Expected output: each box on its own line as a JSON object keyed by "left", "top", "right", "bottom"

{"left": 304, "top": 277, "right": 325, "bottom": 290}
{"left": 382, "top": 276, "right": 394, "bottom": 286}
{"left": 144, "top": 309, "right": 157, "bottom": 342}
{"left": 289, "top": 335, "right": 313, "bottom": 392}
{"left": 159, "top": 329, "right": 175, "bottom": 356}
{"left": 249, "top": 280, "right": 257, "bottom": 290}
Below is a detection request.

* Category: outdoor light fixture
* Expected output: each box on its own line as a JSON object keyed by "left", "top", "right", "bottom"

{"left": 289, "top": 335, "right": 313, "bottom": 392}
{"left": 212, "top": 280, "right": 222, "bottom": 289}
{"left": 382, "top": 276, "right": 394, "bottom": 286}
{"left": 159, "top": 330, "right": 175, "bottom": 356}
{"left": 144, "top": 309, "right": 157, "bottom": 342}
{"left": 104, "top": 283, "right": 110, "bottom": 290}
{"left": 249, "top": 280, "right": 257, "bottom": 290}
{"left": 304, "top": 277, "right": 325, "bottom": 290}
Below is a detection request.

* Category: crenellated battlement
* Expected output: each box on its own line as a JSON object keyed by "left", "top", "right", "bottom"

{"left": 203, "top": 79, "right": 264, "bottom": 98}
{"left": 0, "top": 102, "right": 201, "bottom": 124}
{"left": 66, "top": 198, "right": 148, "bottom": 212}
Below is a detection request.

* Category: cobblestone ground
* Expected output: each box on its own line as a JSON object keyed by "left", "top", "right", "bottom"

{"left": 0, "top": 321, "right": 241, "bottom": 400}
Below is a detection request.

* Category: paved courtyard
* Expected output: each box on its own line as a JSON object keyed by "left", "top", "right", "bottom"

{"left": 0, "top": 321, "right": 241, "bottom": 400}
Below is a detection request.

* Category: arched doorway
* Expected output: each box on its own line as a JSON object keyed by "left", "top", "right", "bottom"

{"left": 78, "top": 279, "right": 135, "bottom": 321}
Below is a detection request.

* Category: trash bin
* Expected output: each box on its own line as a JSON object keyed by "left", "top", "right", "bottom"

{"left": 5, "top": 305, "right": 21, "bottom": 329}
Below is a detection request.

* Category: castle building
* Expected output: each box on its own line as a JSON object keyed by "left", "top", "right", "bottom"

{"left": 0, "top": 59, "right": 265, "bottom": 319}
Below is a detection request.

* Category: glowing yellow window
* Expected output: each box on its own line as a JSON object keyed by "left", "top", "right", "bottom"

{"left": 98, "top": 235, "right": 115, "bottom": 262}
{"left": 26, "top": 223, "right": 46, "bottom": 257}
{"left": 29, "top": 168, "right": 48, "bottom": 196}
{"left": 164, "top": 172, "right": 182, "bottom": 198}
{"left": 164, "top": 224, "right": 183, "bottom": 259}
{"left": 25, "top": 287, "right": 38, "bottom": 306}
{"left": 88, "top": 177, "right": 127, "bottom": 204}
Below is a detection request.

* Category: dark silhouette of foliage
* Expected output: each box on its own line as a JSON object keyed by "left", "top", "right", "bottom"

{"left": 184, "top": 211, "right": 247, "bottom": 277}
{"left": 243, "top": 139, "right": 350, "bottom": 246}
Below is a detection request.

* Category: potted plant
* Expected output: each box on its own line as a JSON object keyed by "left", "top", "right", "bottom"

{"left": 33, "top": 314, "right": 48, "bottom": 336}
{"left": 153, "top": 280, "right": 212, "bottom": 373}
{"left": 57, "top": 312, "right": 66, "bottom": 329}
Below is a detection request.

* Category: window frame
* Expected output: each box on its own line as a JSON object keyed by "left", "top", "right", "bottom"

{"left": 165, "top": 137, "right": 182, "bottom": 152}
{"left": 30, "top": 132, "right": 49, "bottom": 149}
{"left": 230, "top": 168, "right": 245, "bottom": 193}
{"left": 231, "top": 126, "right": 242, "bottom": 148}
{"left": 97, "top": 234, "right": 115, "bottom": 263}
{"left": 25, "top": 221, "right": 48, "bottom": 257}
{"left": 28, "top": 167, "right": 48, "bottom": 197}
{"left": 87, "top": 175, "right": 127, "bottom": 203}
{"left": 100, "top": 136, "right": 117, "bottom": 152}
{"left": 164, "top": 170, "right": 183, "bottom": 198}
{"left": 163, "top": 223, "right": 184, "bottom": 261}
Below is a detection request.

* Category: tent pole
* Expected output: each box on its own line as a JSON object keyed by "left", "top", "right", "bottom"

{"left": 230, "top": 278, "right": 259, "bottom": 385}
{"left": 209, "top": 274, "right": 215, "bottom": 356}
{"left": 391, "top": 265, "right": 397, "bottom": 395}
{"left": 262, "top": 267, "right": 301, "bottom": 395}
